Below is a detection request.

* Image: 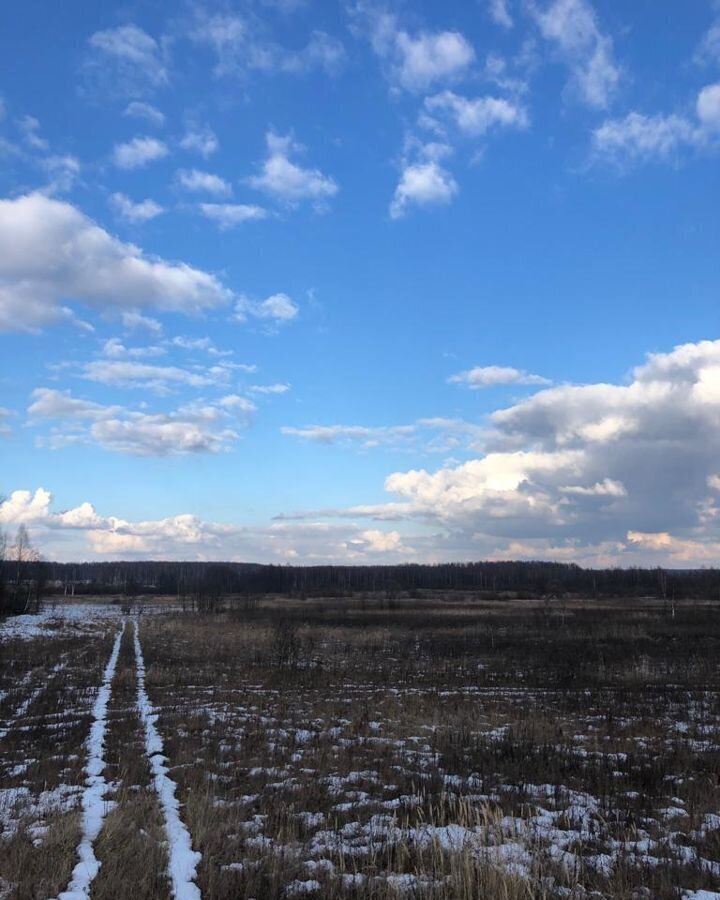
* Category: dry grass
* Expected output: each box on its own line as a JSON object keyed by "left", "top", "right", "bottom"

{"left": 1, "top": 595, "right": 719, "bottom": 898}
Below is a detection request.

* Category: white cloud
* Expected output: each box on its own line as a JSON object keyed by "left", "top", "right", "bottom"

{"left": 281, "top": 31, "right": 347, "bottom": 76}
{"left": 448, "top": 365, "right": 551, "bottom": 388}
{"left": 369, "top": 339, "right": 720, "bottom": 559}
{"left": 0, "top": 488, "right": 415, "bottom": 561}
{"left": 0, "top": 193, "right": 230, "bottom": 332}
{"left": 0, "top": 488, "right": 53, "bottom": 525}
{"left": 123, "top": 101, "right": 165, "bottom": 127}
{"left": 189, "top": 12, "right": 346, "bottom": 79}
{"left": 217, "top": 394, "right": 257, "bottom": 414}
{"left": 592, "top": 112, "right": 700, "bottom": 165}
{"left": 198, "top": 203, "right": 268, "bottom": 229}
{"left": 696, "top": 14, "right": 720, "bottom": 66}
{"left": 697, "top": 83, "right": 720, "bottom": 130}
{"left": 40, "top": 155, "right": 81, "bottom": 195}
{"left": 101, "top": 337, "right": 165, "bottom": 359}
{"left": 281, "top": 417, "right": 483, "bottom": 452}
{"left": 248, "top": 132, "right": 338, "bottom": 206}
{"left": 176, "top": 168, "right": 231, "bottom": 196}
{"left": 80, "top": 360, "right": 220, "bottom": 391}
{"left": 234, "top": 292, "right": 299, "bottom": 324}
{"left": 390, "top": 160, "right": 457, "bottom": 219}
{"left": 489, "top": 0, "right": 514, "bottom": 29}
{"left": 85, "top": 25, "right": 168, "bottom": 97}
{"left": 169, "top": 336, "right": 213, "bottom": 352}
{"left": 121, "top": 311, "right": 163, "bottom": 335}
{"left": 113, "top": 136, "right": 169, "bottom": 169}
{"left": 19, "top": 340, "right": 720, "bottom": 565}
{"left": 424, "top": 91, "right": 528, "bottom": 136}
{"left": 532, "top": 0, "right": 620, "bottom": 108}
{"left": 282, "top": 424, "right": 412, "bottom": 449}
{"left": 249, "top": 383, "right": 291, "bottom": 395}
{"left": 357, "top": 7, "right": 475, "bottom": 93}
{"left": 592, "top": 79, "right": 720, "bottom": 168}
{"left": 351, "top": 529, "right": 410, "bottom": 554}
{"left": 110, "top": 192, "right": 164, "bottom": 223}
{"left": 180, "top": 126, "right": 218, "bottom": 158}
{"left": 28, "top": 387, "right": 252, "bottom": 456}
{"left": 18, "top": 115, "right": 48, "bottom": 151}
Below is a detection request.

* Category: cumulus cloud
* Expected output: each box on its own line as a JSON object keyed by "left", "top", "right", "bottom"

{"left": 390, "top": 160, "right": 457, "bottom": 219}
{"left": 592, "top": 113, "right": 700, "bottom": 165}
{"left": 697, "top": 83, "right": 720, "bottom": 130}
{"left": 101, "top": 337, "right": 165, "bottom": 359}
{"left": 0, "top": 488, "right": 414, "bottom": 562}
{"left": 27, "top": 387, "right": 253, "bottom": 456}
{"left": 180, "top": 126, "right": 218, "bottom": 158}
{"left": 448, "top": 365, "right": 551, "bottom": 388}
{"left": 423, "top": 91, "right": 529, "bottom": 136}
{"left": 176, "top": 168, "right": 231, "bottom": 196}
{"left": 40, "top": 155, "right": 81, "bottom": 195}
{"left": 531, "top": 0, "right": 620, "bottom": 109}
{"left": 110, "top": 192, "right": 164, "bottom": 223}
{"left": 695, "top": 13, "right": 720, "bottom": 67}
{"left": 80, "top": 360, "right": 223, "bottom": 391}
{"left": 198, "top": 203, "right": 268, "bottom": 229}
{"left": 282, "top": 30, "right": 347, "bottom": 75}
{"left": 234, "top": 292, "right": 299, "bottom": 325}
{"left": 123, "top": 101, "right": 165, "bottom": 127}
{"left": 18, "top": 115, "right": 48, "bottom": 151}
{"left": 489, "top": 0, "right": 514, "bottom": 29}
{"left": 592, "top": 79, "right": 720, "bottom": 168}
{"left": 121, "top": 311, "right": 163, "bottom": 335}
{"left": 350, "top": 529, "right": 411, "bottom": 554}
{"left": 85, "top": 25, "right": 169, "bottom": 98}
{"left": 248, "top": 132, "right": 338, "bottom": 206}
{"left": 189, "top": 11, "right": 346, "bottom": 79}
{"left": 0, "top": 193, "right": 230, "bottom": 332}
{"left": 355, "top": 6, "right": 475, "bottom": 93}
{"left": 113, "top": 136, "right": 169, "bottom": 169}
{"left": 368, "top": 339, "right": 720, "bottom": 561}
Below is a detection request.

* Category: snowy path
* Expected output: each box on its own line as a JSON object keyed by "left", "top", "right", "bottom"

{"left": 54, "top": 622, "right": 125, "bottom": 900}
{"left": 133, "top": 618, "right": 202, "bottom": 900}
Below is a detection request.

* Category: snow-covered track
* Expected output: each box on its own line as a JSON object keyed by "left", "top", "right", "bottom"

{"left": 54, "top": 621, "right": 125, "bottom": 900}
{"left": 133, "top": 617, "right": 202, "bottom": 900}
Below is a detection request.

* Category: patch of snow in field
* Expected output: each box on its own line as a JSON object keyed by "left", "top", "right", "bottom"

{"left": 0, "top": 783, "right": 81, "bottom": 839}
{"left": 285, "top": 879, "right": 320, "bottom": 896}
{"left": 133, "top": 618, "right": 201, "bottom": 900}
{"left": 55, "top": 621, "right": 124, "bottom": 900}
{"left": 0, "top": 660, "right": 70, "bottom": 739}
{"left": 0, "top": 604, "right": 122, "bottom": 641}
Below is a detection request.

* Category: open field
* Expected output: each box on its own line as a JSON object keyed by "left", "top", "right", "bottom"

{"left": 1, "top": 595, "right": 719, "bottom": 899}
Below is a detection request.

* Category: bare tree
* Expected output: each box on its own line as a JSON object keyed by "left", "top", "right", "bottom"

{"left": 10, "top": 525, "right": 42, "bottom": 614}
{"left": 0, "top": 525, "right": 6, "bottom": 614}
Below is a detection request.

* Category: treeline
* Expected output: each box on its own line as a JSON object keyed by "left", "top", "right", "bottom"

{"left": 36, "top": 559, "right": 720, "bottom": 601}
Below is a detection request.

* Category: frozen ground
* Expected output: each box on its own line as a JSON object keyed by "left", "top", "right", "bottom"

{"left": 0, "top": 596, "right": 719, "bottom": 898}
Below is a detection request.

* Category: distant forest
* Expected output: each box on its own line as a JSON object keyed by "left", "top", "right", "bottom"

{"left": 22, "top": 559, "right": 720, "bottom": 602}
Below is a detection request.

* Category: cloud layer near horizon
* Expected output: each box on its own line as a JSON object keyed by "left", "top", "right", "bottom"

{"left": 9, "top": 339, "right": 720, "bottom": 567}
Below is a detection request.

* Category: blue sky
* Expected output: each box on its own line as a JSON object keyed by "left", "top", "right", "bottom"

{"left": 1, "top": 0, "right": 720, "bottom": 565}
